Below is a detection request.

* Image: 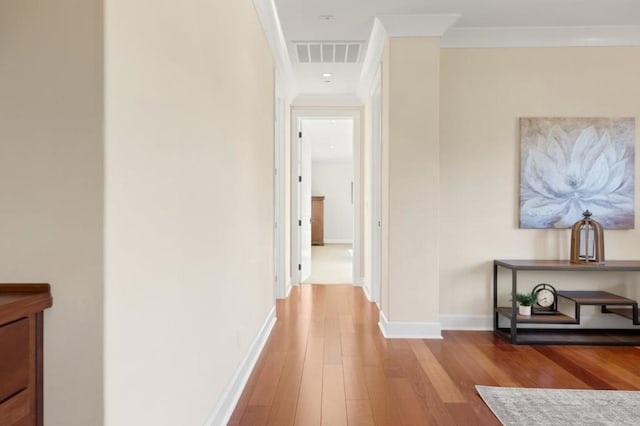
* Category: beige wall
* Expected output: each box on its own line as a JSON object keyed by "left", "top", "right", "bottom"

{"left": 0, "top": 1, "right": 104, "bottom": 424}
{"left": 382, "top": 37, "right": 442, "bottom": 322}
{"left": 104, "top": 0, "right": 274, "bottom": 424}
{"left": 440, "top": 47, "right": 640, "bottom": 315}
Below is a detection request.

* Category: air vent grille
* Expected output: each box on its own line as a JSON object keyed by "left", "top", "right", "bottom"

{"left": 294, "top": 42, "right": 363, "bottom": 64}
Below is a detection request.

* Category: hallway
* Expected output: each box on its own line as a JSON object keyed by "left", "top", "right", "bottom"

{"left": 228, "top": 285, "right": 640, "bottom": 425}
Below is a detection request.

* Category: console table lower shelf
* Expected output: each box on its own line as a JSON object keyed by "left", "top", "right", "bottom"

{"left": 496, "top": 290, "right": 640, "bottom": 345}
{"left": 494, "top": 328, "right": 640, "bottom": 345}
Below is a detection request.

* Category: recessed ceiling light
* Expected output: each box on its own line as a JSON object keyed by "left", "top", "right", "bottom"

{"left": 322, "top": 72, "right": 332, "bottom": 78}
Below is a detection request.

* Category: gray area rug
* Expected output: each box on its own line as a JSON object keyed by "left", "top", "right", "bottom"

{"left": 476, "top": 385, "right": 640, "bottom": 425}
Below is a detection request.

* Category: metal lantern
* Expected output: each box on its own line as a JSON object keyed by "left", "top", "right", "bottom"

{"left": 570, "top": 210, "right": 605, "bottom": 264}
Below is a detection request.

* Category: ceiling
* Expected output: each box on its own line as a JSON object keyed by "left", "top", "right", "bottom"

{"left": 304, "top": 119, "right": 354, "bottom": 162}
{"left": 273, "top": 0, "right": 640, "bottom": 99}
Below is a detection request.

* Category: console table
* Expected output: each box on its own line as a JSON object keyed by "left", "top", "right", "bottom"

{"left": 494, "top": 260, "right": 640, "bottom": 345}
{"left": 0, "top": 284, "right": 53, "bottom": 425}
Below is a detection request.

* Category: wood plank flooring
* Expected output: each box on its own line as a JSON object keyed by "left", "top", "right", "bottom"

{"left": 229, "top": 285, "right": 640, "bottom": 425}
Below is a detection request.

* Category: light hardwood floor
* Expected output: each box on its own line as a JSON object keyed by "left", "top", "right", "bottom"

{"left": 304, "top": 244, "right": 353, "bottom": 284}
{"left": 229, "top": 285, "right": 640, "bottom": 425}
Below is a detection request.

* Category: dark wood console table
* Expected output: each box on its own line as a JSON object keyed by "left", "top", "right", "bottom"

{"left": 0, "top": 284, "right": 53, "bottom": 425}
{"left": 494, "top": 260, "right": 640, "bottom": 345}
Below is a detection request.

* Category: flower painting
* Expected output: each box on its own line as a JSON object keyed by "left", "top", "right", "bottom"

{"left": 520, "top": 117, "right": 635, "bottom": 229}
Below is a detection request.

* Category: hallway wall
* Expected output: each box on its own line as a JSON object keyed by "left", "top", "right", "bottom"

{"left": 381, "top": 37, "right": 442, "bottom": 324}
{"left": 439, "top": 46, "right": 640, "bottom": 317}
{"left": 104, "top": 0, "right": 274, "bottom": 424}
{"left": 0, "top": 1, "right": 104, "bottom": 424}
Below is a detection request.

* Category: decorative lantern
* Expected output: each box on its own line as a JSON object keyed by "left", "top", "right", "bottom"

{"left": 570, "top": 210, "right": 605, "bottom": 264}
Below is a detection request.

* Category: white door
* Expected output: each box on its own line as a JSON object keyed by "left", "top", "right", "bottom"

{"left": 299, "top": 123, "right": 312, "bottom": 282}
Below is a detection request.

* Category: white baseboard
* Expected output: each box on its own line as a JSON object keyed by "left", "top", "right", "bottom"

{"left": 284, "top": 278, "right": 292, "bottom": 298}
{"left": 360, "top": 278, "right": 373, "bottom": 302}
{"left": 324, "top": 239, "right": 352, "bottom": 244}
{"left": 204, "top": 306, "right": 277, "bottom": 426}
{"left": 440, "top": 314, "right": 493, "bottom": 331}
{"left": 378, "top": 310, "right": 442, "bottom": 339}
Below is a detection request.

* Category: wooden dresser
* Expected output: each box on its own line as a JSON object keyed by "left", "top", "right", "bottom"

{"left": 0, "top": 284, "right": 53, "bottom": 426}
{"left": 311, "top": 196, "right": 325, "bottom": 246}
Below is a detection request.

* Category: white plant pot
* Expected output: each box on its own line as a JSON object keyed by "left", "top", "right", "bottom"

{"left": 519, "top": 305, "right": 532, "bottom": 316}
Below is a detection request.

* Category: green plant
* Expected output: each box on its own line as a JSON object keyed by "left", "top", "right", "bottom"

{"left": 515, "top": 292, "right": 538, "bottom": 306}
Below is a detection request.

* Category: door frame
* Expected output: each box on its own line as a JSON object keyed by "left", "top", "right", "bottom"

{"left": 290, "top": 108, "right": 362, "bottom": 286}
{"left": 297, "top": 118, "right": 312, "bottom": 283}
{"left": 274, "top": 75, "right": 288, "bottom": 299}
{"left": 369, "top": 66, "right": 382, "bottom": 305}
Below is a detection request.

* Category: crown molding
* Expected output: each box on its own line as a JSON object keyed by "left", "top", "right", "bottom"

{"left": 252, "top": 0, "right": 297, "bottom": 98}
{"left": 441, "top": 25, "right": 640, "bottom": 48}
{"left": 377, "top": 14, "right": 461, "bottom": 37}
{"left": 358, "top": 14, "right": 461, "bottom": 99}
{"left": 358, "top": 17, "right": 387, "bottom": 100}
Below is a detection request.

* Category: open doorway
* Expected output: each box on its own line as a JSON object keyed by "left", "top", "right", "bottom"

{"left": 304, "top": 118, "right": 354, "bottom": 284}
{"left": 291, "top": 109, "right": 361, "bottom": 287}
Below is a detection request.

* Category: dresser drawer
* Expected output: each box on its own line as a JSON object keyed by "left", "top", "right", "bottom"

{"left": 0, "top": 388, "right": 32, "bottom": 426}
{"left": 0, "top": 318, "right": 30, "bottom": 403}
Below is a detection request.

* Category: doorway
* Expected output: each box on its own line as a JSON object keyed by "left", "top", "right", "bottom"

{"left": 291, "top": 109, "right": 361, "bottom": 287}
{"left": 304, "top": 118, "right": 354, "bottom": 284}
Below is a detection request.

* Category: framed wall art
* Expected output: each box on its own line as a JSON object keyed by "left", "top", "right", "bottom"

{"left": 520, "top": 117, "right": 635, "bottom": 229}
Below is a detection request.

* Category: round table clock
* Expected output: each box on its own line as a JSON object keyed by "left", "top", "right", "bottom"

{"left": 531, "top": 283, "right": 558, "bottom": 313}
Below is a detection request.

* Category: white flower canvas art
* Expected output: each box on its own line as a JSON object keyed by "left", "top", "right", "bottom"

{"left": 520, "top": 117, "right": 635, "bottom": 229}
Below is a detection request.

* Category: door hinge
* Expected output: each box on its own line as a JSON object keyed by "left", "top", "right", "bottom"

{"left": 298, "top": 264, "right": 301, "bottom": 271}
{"left": 298, "top": 131, "right": 302, "bottom": 138}
{"left": 298, "top": 219, "right": 302, "bottom": 226}
{"left": 298, "top": 176, "right": 302, "bottom": 182}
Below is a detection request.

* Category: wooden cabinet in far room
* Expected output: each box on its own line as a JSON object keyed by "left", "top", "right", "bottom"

{"left": 0, "top": 284, "right": 53, "bottom": 426}
{"left": 311, "top": 196, "right": 324, "bottom": 245}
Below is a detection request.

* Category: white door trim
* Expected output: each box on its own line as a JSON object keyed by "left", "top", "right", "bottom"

{"left": 369, "top": 66, "right": 382, "bottom": 305}
{"left": 298, "top": 121, "right": 312, "bottom": 283}
{"left": 274, "top": 76, "right": 288, "bottom": 299}
{"left": 290, "top": 108, "right": 362, "bottom": 286}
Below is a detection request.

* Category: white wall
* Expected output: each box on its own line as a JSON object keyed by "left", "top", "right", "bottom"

{"left": 312, "top": 160, "right": 354, "bottom": 242}
{"left": 0, "top": 1, "right": 104, "bottom": 425}
{"left": 104, "top": 0, "right": 274, "bottom": 424}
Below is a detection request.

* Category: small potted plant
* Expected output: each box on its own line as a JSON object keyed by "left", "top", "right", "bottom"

{"left": 515, "top": 292, "right": 538, "bottom": 316}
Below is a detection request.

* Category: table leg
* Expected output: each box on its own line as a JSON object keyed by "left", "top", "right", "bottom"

{"left": 493, "top": 263, "right": 498, "bottom": 331}
{"left": 511, "top": 269, "right": 518, "bottom": 343}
